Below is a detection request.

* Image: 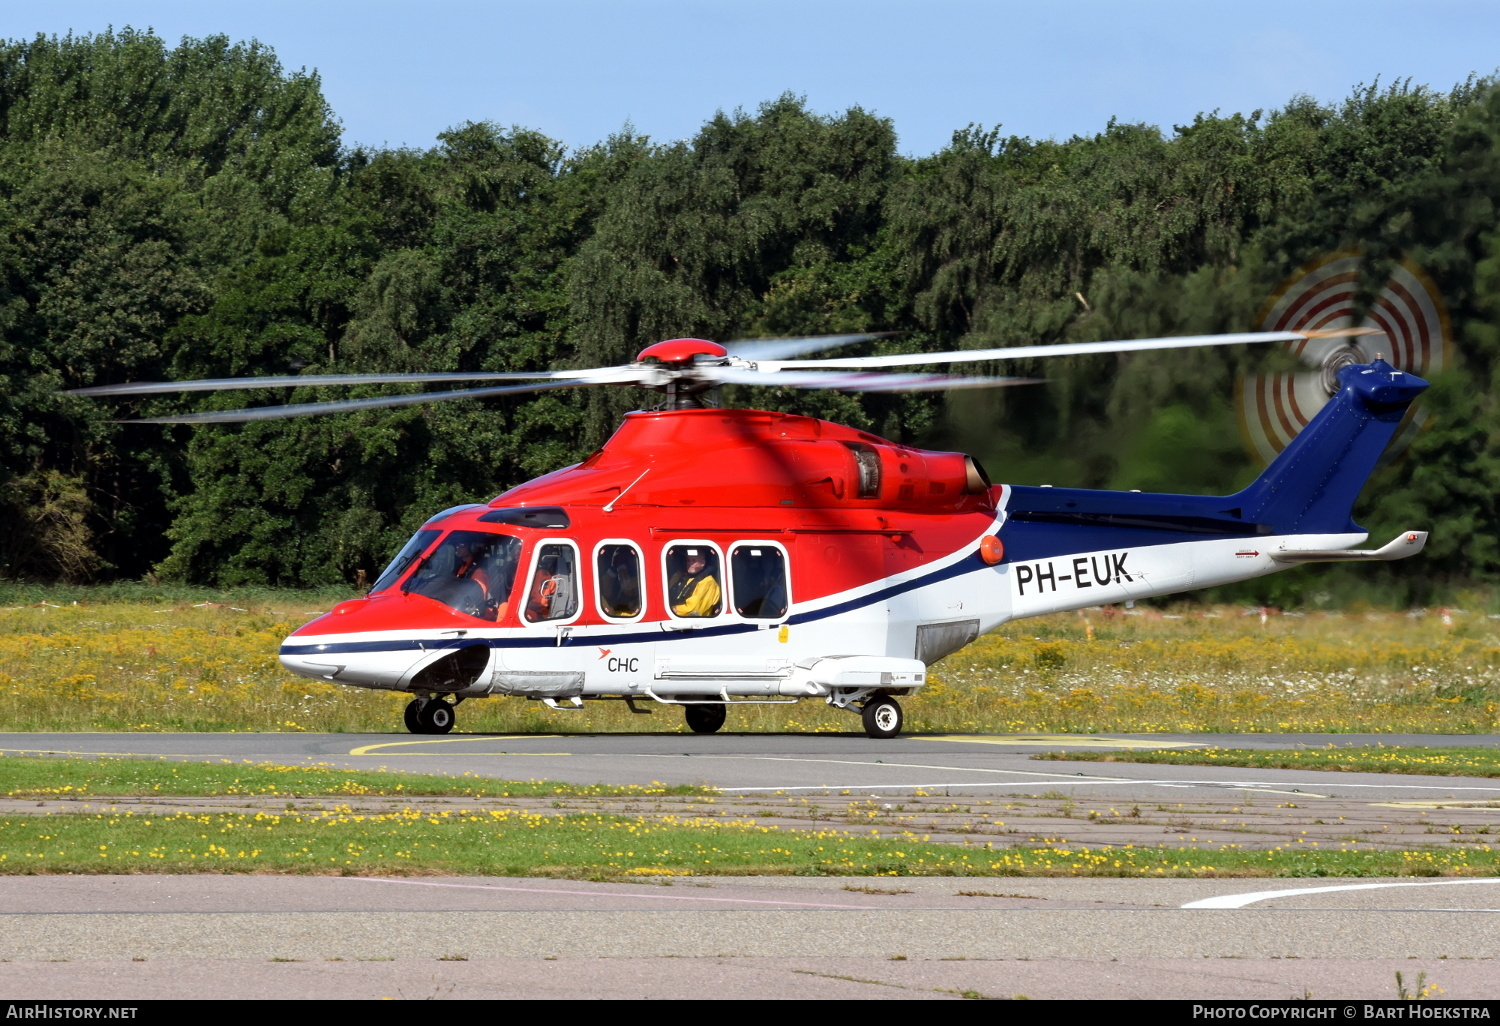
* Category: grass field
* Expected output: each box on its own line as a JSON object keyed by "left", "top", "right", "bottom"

{"left": 2, "top": 755, "right": 1495, "bottom": 879}
{"left": 1033, "top": 746, "right": 1500, "bottom": 776}
{"left": 0, "top": 592, "right": 1497, "bottom": 733}
{"left": 4, "top": 806, "right": 1497, "bottom": 878}
{"left": 0, "top": 755, "right": 701, "bottom": 799}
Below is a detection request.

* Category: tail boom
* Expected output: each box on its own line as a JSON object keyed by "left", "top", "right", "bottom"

{"left": 992, "top": 358, "right": 1430, "bottom": 619}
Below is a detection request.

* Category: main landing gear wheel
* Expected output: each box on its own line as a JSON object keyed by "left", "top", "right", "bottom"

{"left": 404, "top": 697, "right": 456, "bottom": 735}
{"left": 861, "top": 696, "right": 903, "bottom": 739}
{"left": 684, "top": 703, "right": 726, "bottom": 734}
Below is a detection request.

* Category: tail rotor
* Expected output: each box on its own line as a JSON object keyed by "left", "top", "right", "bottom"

{"left": 1238, "top": 253, "right": 1451, "bottom": 465}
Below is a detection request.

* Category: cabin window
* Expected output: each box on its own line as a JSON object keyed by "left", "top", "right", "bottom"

{"left": 664, "top": 544, "right": 722, "bottom": 618}
{"left": 523, "top": 542, "right": 580, "bottom": 623}
{"left": 399, "top": 530, "right": 522, "bottom": 622}
{"left": 595, "top": 543, "right": 643, "bottom": 619}
{"left": 730, "top": 544, "right": 789, "bottom": 619}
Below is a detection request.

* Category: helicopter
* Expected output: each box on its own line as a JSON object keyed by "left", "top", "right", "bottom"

{"left": 70, "top": 329, "right": 1429, "bottom": 738}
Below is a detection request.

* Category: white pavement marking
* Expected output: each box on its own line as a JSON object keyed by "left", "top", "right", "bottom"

{"left": 723, "top": 782, "right": 1330, "bottom": 795}
{"left": 723, "top": 781, "right": 1110, "bottom": 792}
{"left": 1182, "top": 879, "right": 1500, "bottom": 909}
{"left": 654, "top": 754, "right": 1136, "bottom": 778}
{"left": 704, "top": 759, "right": 1500, "bottom": 793}
{"left": 340, "top": 877, "right": 881, "bottom": 909}
{"left": 10, "top": 744, "right": 1500, "bottom": 798}
{"left": 1130, "top": 779, "right": 1500, "bottom": 792}
{"left": 916, "top": 735, "right": 1204, "bottom": 749}
{"left": 494, "top": 752, "right": 1500, "bottom": 794}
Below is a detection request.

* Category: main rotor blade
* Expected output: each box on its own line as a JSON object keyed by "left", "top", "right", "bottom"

{"left": 706, "top": 367, "right": 1042, "bottom": 393}
{"left": 765, "top": 329, "right": 1385, "bottom": 371}
{"left": 68, "top": 367, "right": 633, "bottom": 397}
{"left": 722, "top": 333, "right": 889, "bottom": 363}
{"left": 127, "top": 373, "right": 645, "bottom": 424}
{"left": 1302, "top": 327, "right": 1384, "bottom": 340}
{"left": 1287, "top": 325, "right": 1386, "bottom": 368}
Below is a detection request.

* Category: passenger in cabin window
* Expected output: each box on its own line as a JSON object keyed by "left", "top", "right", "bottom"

{"left": 552, "top": 564, "right": 575, "bottom": 616}
{"left": 759, "top": 572, "right": 788, "bottom": 619}
{"left": 599, "top": 546, "right": 641, "bottom": 618}
{"left": 731, "top": 546, "right": 788, "bottom": 619}
{"left": 734, "top": 559, "right": 765, "bottom": 617}
{"left": 525, "top": 547, "right": 577, "bottom": 622}
{"left": 525, "top": 571, "right": 553, "bottom": 621}
{"left": 669, "top": 548, "right": 721, "bottom": 617}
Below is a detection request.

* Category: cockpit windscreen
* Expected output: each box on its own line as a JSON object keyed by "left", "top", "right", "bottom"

{"left": 386, "top": 530, "right": 523, "bottom": 621}
{"left": 369, "top": 529, "right": 440, "bottom": 595}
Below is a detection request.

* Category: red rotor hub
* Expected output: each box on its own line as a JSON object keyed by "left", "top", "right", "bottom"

{"left": 636, "top": 338, "right": 728, "bottom": 364}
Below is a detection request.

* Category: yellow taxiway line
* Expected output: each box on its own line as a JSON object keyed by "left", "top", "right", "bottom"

{"left": 347, "top": 736, "right": 565, "bottom": 756}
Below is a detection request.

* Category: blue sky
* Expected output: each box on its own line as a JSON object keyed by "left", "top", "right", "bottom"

{"left": 5, "top": 1, "right": 1498, "bottom": 157}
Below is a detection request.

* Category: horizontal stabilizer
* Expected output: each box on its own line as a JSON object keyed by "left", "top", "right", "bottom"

{"left": 1270, "top": 530, "right": 1428, "bottom": 563}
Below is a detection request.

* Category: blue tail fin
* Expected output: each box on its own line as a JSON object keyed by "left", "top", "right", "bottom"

{"left": 1230, "top": 359, "right": 1428, "bottom": 535}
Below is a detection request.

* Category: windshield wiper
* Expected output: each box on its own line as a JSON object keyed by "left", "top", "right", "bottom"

{"left": 400, "top": 554, "right": 435, "bottom": 595}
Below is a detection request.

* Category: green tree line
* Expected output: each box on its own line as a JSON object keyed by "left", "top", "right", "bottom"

{"left": 2, "top": 29, "right": 1498, "bottom": 603}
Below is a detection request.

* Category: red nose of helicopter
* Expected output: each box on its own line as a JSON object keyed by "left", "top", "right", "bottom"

{"left": 279, "top": 594, "right": 450, "bottom": 691}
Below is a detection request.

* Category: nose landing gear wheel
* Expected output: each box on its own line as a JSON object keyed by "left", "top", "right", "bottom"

{"left": 422, "top": 699, "right": 456, "bottom": 734}
{"left": 404, "top": 697, "right": 456, "bottom": 734}
{"left": 861, "top": 696, "right": 902, "bottom": 739}
{"left": 684, "top": 703, "right": 726, "bottom": 734}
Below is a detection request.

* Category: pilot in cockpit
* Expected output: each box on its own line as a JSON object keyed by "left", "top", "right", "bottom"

{"left": 454, "top": 538, "right": 487, "bottom": 588}
{"left": 444, "top": 536, "right": 519, "bottom": 622}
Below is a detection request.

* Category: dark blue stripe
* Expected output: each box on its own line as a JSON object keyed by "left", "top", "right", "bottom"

{"left": 280, "top": 551, "right": 997, "bottom": 658}
{"left": 786, "top": 552, "right": 987, "bottom": 625}
{"left": 999, "top": 486, "right": 1262, "bottom": 564}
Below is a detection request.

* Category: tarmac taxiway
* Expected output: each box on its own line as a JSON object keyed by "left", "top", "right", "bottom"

{"left": 3, "top": 731, "right": 1498, "bottom": 999}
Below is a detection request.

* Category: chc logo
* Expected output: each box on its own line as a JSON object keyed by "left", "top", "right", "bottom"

{"left": 598, "top": 649, "right": 640, "bottom": 673}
